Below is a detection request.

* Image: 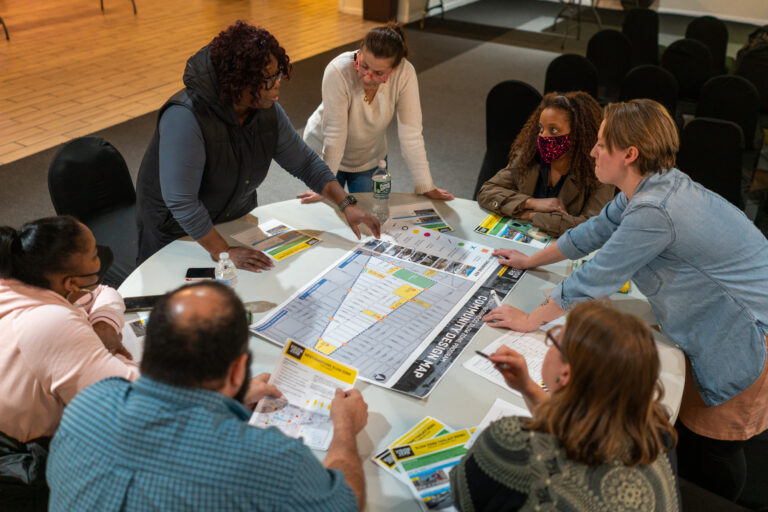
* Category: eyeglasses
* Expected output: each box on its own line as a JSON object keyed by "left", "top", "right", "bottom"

{"left": 544, "top": 325, "right": 564, "bottom": 354}
{"left": 354, "top": 53, "right": 393, "bottom": 83}
{"left": 262, "top": 70, "right": 283, "bottom": 90}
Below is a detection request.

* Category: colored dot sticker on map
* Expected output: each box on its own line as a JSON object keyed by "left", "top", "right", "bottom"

{"left": 458, "top": 242, "right": 465, "bottom": 246}
{"left": 413, "top": 229, "right": 419, "bottom": 233}
{"left": 424, "top": 233, "right": 431, "bottom": 237}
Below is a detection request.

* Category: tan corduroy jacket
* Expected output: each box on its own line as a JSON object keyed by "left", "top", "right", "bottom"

{"left": 477, "top": 160, "right": 615, "bottom": 237}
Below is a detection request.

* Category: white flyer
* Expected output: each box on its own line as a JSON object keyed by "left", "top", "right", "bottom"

{"left": 463, "top": 330, "right": 549, "bottom": 396}
{"left": 465, "top": 398, "right": 531, "bottom": 449}
{"left": 249, "top": 340, "right": 358, "bottom": 451}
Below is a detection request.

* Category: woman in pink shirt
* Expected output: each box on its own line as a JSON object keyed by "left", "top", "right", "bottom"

{"left": 0, "top": 216, "right": 139, "bottom": 444}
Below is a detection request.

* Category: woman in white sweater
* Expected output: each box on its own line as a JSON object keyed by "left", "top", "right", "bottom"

{"left": 300, "top": 24, "right": 453, "bottom": 201}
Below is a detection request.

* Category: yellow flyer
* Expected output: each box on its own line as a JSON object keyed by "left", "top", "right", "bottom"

{"left": 249, "top": 340, "right": 358, "bottom": 450}
{"left": 372, "top": 417, "right": 453, "bottom": 472}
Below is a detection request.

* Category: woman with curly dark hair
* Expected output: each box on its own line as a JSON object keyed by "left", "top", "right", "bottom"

{"left": 477, "top": 91, "right": 614, "bottom": 237}
{"left": 136, "top": 21, "right": 379, "bottom": 267}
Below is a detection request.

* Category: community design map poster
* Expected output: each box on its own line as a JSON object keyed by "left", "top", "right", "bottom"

{"left": 251, "top": 220, "right": 527, "bottom": 398}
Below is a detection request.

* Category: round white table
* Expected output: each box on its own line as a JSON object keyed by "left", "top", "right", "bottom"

{"left": 119, "top": 194, "right": 685, "bottom": 512}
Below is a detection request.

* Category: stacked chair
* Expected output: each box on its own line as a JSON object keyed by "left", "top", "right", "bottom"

{"left": 474, "top": 81, "right": 542, "bottom": 199}
{"left": 622, "top": 8, "right": 660, "bottom": 66}
{"left": 586, "top": 29, "right": 633, "bottom": 102}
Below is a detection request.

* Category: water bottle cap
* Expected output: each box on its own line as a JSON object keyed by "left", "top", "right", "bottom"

{"left": 378, "top": 160, "right": 387, "bottom": 168}
{"left": 219, "top": 252, "right": 229, "bottom": 260}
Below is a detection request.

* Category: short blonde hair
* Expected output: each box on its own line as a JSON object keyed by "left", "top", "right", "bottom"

{"left": 603, "top": 99, "right": 679, "bottom": 175}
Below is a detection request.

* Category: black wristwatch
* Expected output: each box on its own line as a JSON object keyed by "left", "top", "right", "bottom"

{"left": 339, "top": 195, "right": 358, "bottom": 212}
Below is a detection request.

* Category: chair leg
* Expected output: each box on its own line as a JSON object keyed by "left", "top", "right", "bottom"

{"left": 100, "top": 0, "right": 105, "bottom": 13}
{"left": 0, "top": 17, "right": 8, "bottom": 41}
{"left": 130, "top": 0, "right": 137, "bottom": 15}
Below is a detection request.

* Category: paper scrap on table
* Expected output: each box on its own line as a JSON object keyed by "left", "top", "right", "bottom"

{"left": 389, "top": 201, "right": 453, "bottom": 232}
{"left": 474, "top": 213, "right": 549, "bottom": 248}
{"left": 391, "top": 429, "right": 472, "bottom": 511}
{"left": 121, "top": 312, "right": 149, "bottom": 360}
{"left": 232, "top": 219, "right": 321, "bottom": 261}
{"left": 372, "top": 417, "right": 453, "bottom": 481}
{"left": 464, "top": 331, "right": 548, "bottom": 397}
{"left": 249, "top": 340, "right": 357, "bottom": 451}
{"left": 465, "top": 398, "right": 531, "bottom": 449}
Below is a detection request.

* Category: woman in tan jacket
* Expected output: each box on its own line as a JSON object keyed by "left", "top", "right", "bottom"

{"left": 477, "top": 92, "right": 614, "bottom": 237}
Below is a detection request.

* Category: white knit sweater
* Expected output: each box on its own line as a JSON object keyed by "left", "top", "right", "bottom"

{"left": 303, "top": 51, "right": 435, "bottom": 194}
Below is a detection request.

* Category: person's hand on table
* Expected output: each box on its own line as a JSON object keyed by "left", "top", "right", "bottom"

{"left": 422, "top": 188, "right": 455, "bottom": 201}
{"left": 226, "top": 246, "right": 274, "bottom": 272}
{"left": 297, "top": 190, "right": 324, "bottom": 204}
{"left": 525, "top": 198, "right": 566, "bottom": 214}
{"left": 343, "top": 204, "right": 381, "bottom": 239}
{"left": 242, "top": 372, "right": 282, "bottom": 410}
{"left": 93, "top": 321, "right": 133, "bottom": 359}
{"left": 330, "top": 388, "right": 368, "bottom": 435}
{"left": 517, "top": 210, "right": 536, "bottom": 221}
{"left": 482, "top": 305, "right": 533, "bottom": 331}
{"left": 492, "top": 248, "right": 532, "bottom": 269}
{"left": 489, "top": 345, "right": 534, "bottom": 393}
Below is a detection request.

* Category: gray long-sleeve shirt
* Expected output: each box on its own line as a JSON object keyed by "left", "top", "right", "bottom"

{"left": 158, "top": 102, "right": 336, "bottom": 239}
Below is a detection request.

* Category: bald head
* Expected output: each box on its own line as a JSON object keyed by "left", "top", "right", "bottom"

{"left": 140, "top": 282, "right": 249, "bottom": 388}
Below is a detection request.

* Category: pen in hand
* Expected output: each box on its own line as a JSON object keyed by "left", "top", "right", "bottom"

{"left": 475, "top": 350, "right": 508, "bottom": 369}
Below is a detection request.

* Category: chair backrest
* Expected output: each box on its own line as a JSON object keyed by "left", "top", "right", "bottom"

{"left": 619, "top": 65, "right": 679, "bottom": 117}
{"left": 686, "top": 15, "right": 728, "bottom": 74}
{"left": 696, "top": 74, "right": 760, "bottom": 149}
{"left": 586, "top": 30, "right": 633, "bottom": 92}
{"left": 48, "top": 136, "right": 136, "bottom": 221}
{"left": 661, "top": 38, "right": 714, "bottom": 100}
{"left": 734, "top": 38, "right": 768, "bottom": 112}
{"left": 474, "top": 80, "right": 542, "bottom": 199}
{"left": 622, "top": 8, "right": 659, "bottom": 66}
{"left": 544, "top": 54, "right": 598, "bottom": 98}
{"left": 677, "top": 117, "right": 744, "bottom": 207}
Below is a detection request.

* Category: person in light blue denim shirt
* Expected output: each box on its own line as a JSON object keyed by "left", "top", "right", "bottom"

{"left": 481, "top": 100, "right": 768, "bottom": 502}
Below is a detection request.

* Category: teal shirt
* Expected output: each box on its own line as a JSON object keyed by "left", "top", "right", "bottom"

{"left": 47, "top": 376, "right": 357, "bottom": 511}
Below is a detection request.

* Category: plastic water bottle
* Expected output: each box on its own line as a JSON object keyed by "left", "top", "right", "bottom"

{"left": 371, "top": 160, "right": 391, "bottom": 223}
{"left": 215, "top": 252, "right": 238, "bottom": 288}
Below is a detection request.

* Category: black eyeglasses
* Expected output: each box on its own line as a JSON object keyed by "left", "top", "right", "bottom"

{"left": 262, "top": 70, "right": 283, "bottom": 90}
{"left": 544, "top": 325, "right": 564, "bottom": 354}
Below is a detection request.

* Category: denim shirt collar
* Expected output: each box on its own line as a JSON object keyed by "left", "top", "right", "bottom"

{"left": 132, "top": 376, "right": 251, "bottom": 421}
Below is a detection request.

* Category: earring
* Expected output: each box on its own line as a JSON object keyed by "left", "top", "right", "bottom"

{"left": 66, "top": 288, "right": 95, "bottom": 308}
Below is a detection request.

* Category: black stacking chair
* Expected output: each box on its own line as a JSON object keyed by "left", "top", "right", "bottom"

{"left": 734, "top": 43, "right": 768, "bottom": 115}
{"left": 622, "top": 8, "right": 659, "bottom": 66}
{"left": 677, "top": 117, "right": 744, "bottom": 208}
{"left": 661, "top": 38, "right": 713, "bottom": 102}
{"left": 48, "top": 137, "right": 138, "bottom": 288}
{"left": 686, "top": 16, "right": 728, "bottom": 74}
{"left": 619, "top": 65, "right": 678, "bottom": 118}
{"left": 544, "top": 54, "right": 598, "bottom": 98}
{"left": 474, "top": 81, "right": 542, "bottom": 200}
{"left": 586, "top": 30, "right": 633, "bottom": 102}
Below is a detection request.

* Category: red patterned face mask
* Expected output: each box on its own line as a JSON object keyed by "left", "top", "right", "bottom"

{"left": 537, "top": 134, "right": 571, "bottom": 163}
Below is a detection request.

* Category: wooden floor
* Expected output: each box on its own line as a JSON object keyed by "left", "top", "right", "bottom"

{"left": 0, "top": 0, "right": 376, "bottom": 164}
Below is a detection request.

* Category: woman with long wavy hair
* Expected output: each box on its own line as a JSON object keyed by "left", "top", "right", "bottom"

{"left": 451, "top": 301, "right": 679, "bottom": 511}
{"left": 477, "top": 91, "right": 614, "bottom": 237}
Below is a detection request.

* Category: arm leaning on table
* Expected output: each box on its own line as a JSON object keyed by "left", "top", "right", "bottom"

{"left": 394, "top": 61, "right": 453, "bottom": 200}
{"left": 528, "top": 180, "right": 616, "bottom": 237}
{"left": 477, "top": 162, "right": 534, "bottom": 218}
{"left": 272, "top": 103, "right": 381, "bottom": 240}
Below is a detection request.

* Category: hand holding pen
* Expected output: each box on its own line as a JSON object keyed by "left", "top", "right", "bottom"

{"left": 476, "top": 346, "right": 533, "bottom": 394}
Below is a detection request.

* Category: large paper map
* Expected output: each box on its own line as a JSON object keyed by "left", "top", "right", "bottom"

{"left": 251, "top": 220, "right": 526, "bottom": 398}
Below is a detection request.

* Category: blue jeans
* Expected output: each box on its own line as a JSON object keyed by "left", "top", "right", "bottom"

{"left": 336, "top": 159, "right": 385, "bottom": 193}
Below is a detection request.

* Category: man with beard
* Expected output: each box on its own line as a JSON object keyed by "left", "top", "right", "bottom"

{"left": 46, "top": 282, "right": 368, "bottom": 511}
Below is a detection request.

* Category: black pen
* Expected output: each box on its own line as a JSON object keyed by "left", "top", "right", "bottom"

{"left": 475, "top": 350, "right": 507, "bottom": 369}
